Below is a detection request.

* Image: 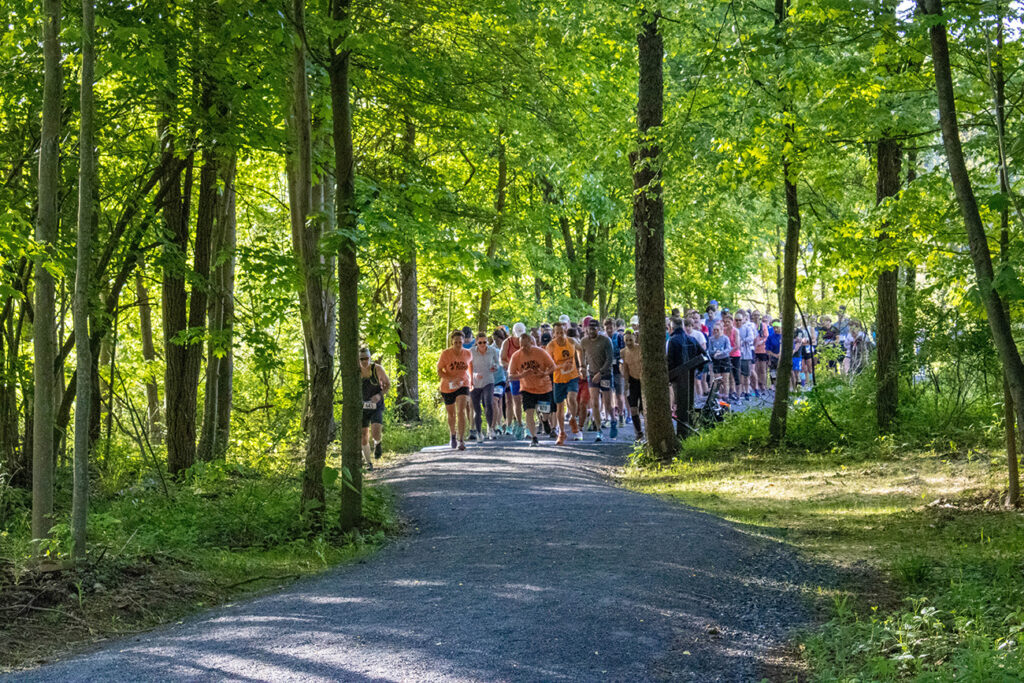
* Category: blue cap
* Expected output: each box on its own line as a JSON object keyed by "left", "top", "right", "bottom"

{"left": 709, "top": 299, "right": 719, "bottom": 306}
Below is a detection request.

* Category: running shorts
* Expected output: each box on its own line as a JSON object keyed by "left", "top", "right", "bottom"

{"left": 362, "top": 400, "right": 384, "bottom": 427}
{"left": 521, "top": 390, "right": 553, "bottom": 412}
{"left": 510, "top": 380, "right": 521, "bottom": 396}
{"left": 627, "top": 377, "right": 643, "bottom": 409}
{"left": 712, "top": 358, "right": 731, "bottom": 374}
{"left": 588, "top": 375, "right": 612, "bottom": 392}
{"left": 740, "top": 359, "right": 752, "bottom": 377}
{"left": 441, "top": 386, "right": 469, "bottom": 405}
{"left": 552, "top": 378, "right": 579, "bottom": 405}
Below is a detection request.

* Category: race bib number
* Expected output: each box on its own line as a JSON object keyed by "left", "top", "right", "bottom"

{"left": 362, "top": 401, "right": 377, "bottom": 410}
{"left": 493, "top": 385, "right": 505, "bottom": 396}
{"left": 537, "top": 401, "right": 552, "bottom": 414}
{"left": 600, "top": 380, "right": 611, "bottom": 389}
{"left": 448, "top": 380, "right": 462, "bottom": 391}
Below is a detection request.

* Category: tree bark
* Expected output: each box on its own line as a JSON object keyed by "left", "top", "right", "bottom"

{"left": 33, "top": 0, "right": 61, "bottom": 553}
{"left": 136, "top": 271, "right": 162, "bottom": 444}
{"left": 198, "top": 152, "right": 236, "bottom": 462}
{"left": 633, "top": 16, "right": 676, "bottom": 461}
{"left": 72, "top": 0, "right": 97, "bottom": 562}
{"left": 990, "top": 5, "right": 1019, "bottom": 505}
{"left": 875, "top": 137, "right": 901, "bottom": 433}
{"left": 477, "top": 137, "right": 506, "bottom": 333}
{"left": 768, "top": 0, "right": 800, "bottom": 445}
{"left": 289, "top": 0, "right": 336, "bottom": 524}
{"left": 769, "top": 160, "right": 801, "bottom": 444}
{"left": 330, "top": 0, "right": 362, "bottom": 530}
{"left": 581, "top": 216, "right": 597, "bottom": 306}
{"left": 918, "top": 0, "right": 1024, "bottom": 484}
{"left": 396, "top": 119, "right": 420, "bottom": 422}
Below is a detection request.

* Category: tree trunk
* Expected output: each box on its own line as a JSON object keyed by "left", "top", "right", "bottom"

{"left": 768, "top": 0, "right": 801, "bottom": 445}
{"left": 581, "top": 216, "right": 597, "bottom": 306}
{"left": 290, "top": 0, "right": 335, "bottom": 524}
{"left": 875, "top": 137, "right": 901, "bottom": 433}
{"left": 919, "top": 0, "right": 1024, "bottom": 483}
{"left": 136, "top": 271, "right": 162, "bottom": 444}
{"left": 198, "top": 152, "right": 236, "bottom": 462}
{"left": 477, "top": 137, "right": 506, "bottom": 333}
{"left": 330, "top": 0, "right": 362, "bottom": 531}
{"left": 33, "top": 0, "right": 61, "bottom": 553}
{"left": 71, "top": 0, "right": 97, "bottom": 562}
{"left": 633, "top": 16, "right": 676, "bottom": 461}
{"left": 396, "top": 119, "right": 419, "bottom": 422}
{"left": 396, "top": 253, "right": 420, "bottom": 422}
{"left": 990, "top": 5, "right": 1019, "bottom": 505}
{"left": 769, "top": 159, "right": 801, "bottom": 444}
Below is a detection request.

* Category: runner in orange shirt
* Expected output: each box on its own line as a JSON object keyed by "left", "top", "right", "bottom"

{"left": 508, "top": 332, "right": 556, "bottom": 448}
{"left": 546, "top": 321, "right": 583, "bottom": 444}
{"left": 437, "top": 329, "right": 472, "bottom": 450}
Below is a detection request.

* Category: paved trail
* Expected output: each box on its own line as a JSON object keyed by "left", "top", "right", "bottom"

{"left": 12, "top": 427, "right": 827, "bottom": 682}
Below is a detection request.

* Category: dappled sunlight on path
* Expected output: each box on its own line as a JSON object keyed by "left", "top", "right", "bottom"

{"left": 10, "top": 427, "right": 830, "bottom": 682}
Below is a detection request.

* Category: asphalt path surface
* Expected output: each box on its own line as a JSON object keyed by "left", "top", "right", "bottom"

{"left": 11, "top": 423, "right": 826, "bottom": 681}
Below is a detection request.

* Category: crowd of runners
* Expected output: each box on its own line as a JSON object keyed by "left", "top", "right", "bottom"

{"left": 359, "top": 300, "right": 874, "bottom": 462}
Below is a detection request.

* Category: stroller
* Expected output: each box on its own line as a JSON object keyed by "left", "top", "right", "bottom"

{"left": 688, "top": 376, "right": 730, "bottom": 435}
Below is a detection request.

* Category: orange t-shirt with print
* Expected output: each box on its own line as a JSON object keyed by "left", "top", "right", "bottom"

{"left": 508, "top": 347, "right": 556, "bottom": 395}
{"left": 437, "top": 347, "right": 472, "bottom": 393}
{"left": 546, "top": 337, "right": 580, "bottom": 383}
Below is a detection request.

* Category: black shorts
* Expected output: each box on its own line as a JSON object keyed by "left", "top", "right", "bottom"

{"left": 362, "top": 401, "right": 384, "bottom": 428}
{"left": 712, "top": 358, "right": 731, "bottom": 374}
{"left": 521, "top": 390, "right": 553, "bottom": 412}
{"left": 730, "top": 357, "right": 741, "bottom": 382}
{"left": 755, "top": 353, "right": 769, "bottom": 362}
{"left": 740, "top": 359, "right": 752, "bottom": 377}
{"left": 441, "top": 386, "right": 469, "bottom": 405}
{"left": 627, "top": 377, "right": 643, "bottom": 409}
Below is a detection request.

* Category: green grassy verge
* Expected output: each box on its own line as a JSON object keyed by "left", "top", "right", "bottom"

{"left": 621, "top": 402, "right": 1024, "bottom": 681}
{"left": 0, "top": 415, "right": 445, "bottom": 672}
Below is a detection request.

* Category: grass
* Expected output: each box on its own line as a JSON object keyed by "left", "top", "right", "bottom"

{"left": 620, "top": 392, "right": 1024, "bottom": 681}
{"left": 0, "top": 412, "right": 446, "bottom": 672}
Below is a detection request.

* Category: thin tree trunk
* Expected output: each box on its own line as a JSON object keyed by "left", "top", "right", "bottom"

{"left": 330, "top": 0, "right": 362, "bottom": 530}
{"left": 71, "top": 0, "right": 97, "bottom": 562}
{"left": 768, "top": 0, "right": 800, "bottom": 445}
{"left": 136, "top": 271, "right": 162, "bottom": 444}
{"left": 290, "top": 0, "right": 335, "bottom": 524}
{"left": 769, "top": 160, "right": 801, "bottom": 444}
{"left": 477, "top": 137, "right": 506, "bottom": 333}
{"left": 633, "top": 15, "right": 676, "bottom": 461}
{"left": 198, "top": 152, "right": 236, "bottom": 461}
{"left": 875, "top": 137, "right": 901, "bottom": 433}
{"left": 396, "top": 118, "right": 419, "bottom": 422}
{"left": 581, "top": 216, "right": 597, "bottom": 306}
{"left": 990, "top": 4, "right": 1019, "bottom": 505}
{"left": 918, "top": 0, "right": 1024, "bottom": 479}
{"left": 396, "top": 254, "right": 420, "bottom": 422}
{"left": 33, "top": 0, "right": 61, "bottom": 554}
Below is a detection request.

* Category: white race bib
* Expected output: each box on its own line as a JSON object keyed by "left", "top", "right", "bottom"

{"left": 600, "top": 380, "right": 611, "bottom": 389}
{"left": 363, "top": 401, "right": 377, "bottom": 410}
{"left": 448, "top": 380, "right": 461, "bottom": 391}
{"left": 493, "top": 385, "right": 505, "bottom": 396}
{"left": 537, "top": 401, "right": 552, "bottom": 414}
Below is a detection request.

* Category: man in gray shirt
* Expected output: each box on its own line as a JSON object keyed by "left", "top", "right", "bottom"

{"left": 581, "top": 318, "right": 615, "bottom": 441}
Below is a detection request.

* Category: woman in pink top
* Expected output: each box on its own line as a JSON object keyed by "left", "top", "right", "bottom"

{"left": 751, "top": 311, "right": 769, "bottom": 395}
{"left": 437, "top": 329, "right": 472, "bottom": 450}
{"left": 722, "top": 314, "right": 741, "bottom": 400}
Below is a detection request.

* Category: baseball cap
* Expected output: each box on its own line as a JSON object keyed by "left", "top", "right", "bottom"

{"left": 587, "top": 318, "right": 599, "bottom": 328}
{"left": 582, "top": 316, "right": 593, "bottom": 328}
{"left": 630, "top": 315, "right": 639, "bottom": 326}
{"left": 512, "top": 322, "right": 526, "bottom": 337}
{"left": 709, "top": 299, "right": 719, "bottom": 306}
{"left": 558, "top": 314, "right": 571, "bottom": 325}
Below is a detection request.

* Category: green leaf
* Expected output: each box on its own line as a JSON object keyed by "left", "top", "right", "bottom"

{"left": 322, "top": 466, "right": 340, "bottom": 488}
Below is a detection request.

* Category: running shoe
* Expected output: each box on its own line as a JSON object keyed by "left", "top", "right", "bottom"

{"left": 365, "top": 460, "right": 373, "bottom": 471}
{"left": 609, "top": 422, "right": 618, "bottom": 440}
{"left": 569, "top": 417, "right": 579, "bottom": 433}
{"left": 374, "top": 442, "right": 382, "bottom": 459}
{"left": 594, "top": 432, "right": 603, "bottom": 443}
{"left": 556, "top": 431, "right": 567, "bottom": 445}
{"left": 513, "top": 423, "right": 524, "bottom": 440}
{"left": 625, "top": 415, "right": 632, "bottom": 424}
{"left": 618, "top": 414, "right": 624, "bottom": 427}
{"left": 457, "top": 440, "right": 466, "bottom": 451}
{"left": 469, "top": 429, "right": 478, "bottom": 442}
{"left": 530, "top": 436, "right": 539, "bottom": 447}
{"left": 450, "top": 435, "right": 457, "bottom": 449}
